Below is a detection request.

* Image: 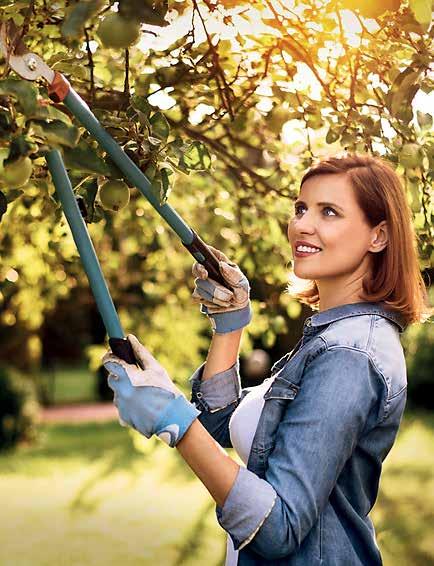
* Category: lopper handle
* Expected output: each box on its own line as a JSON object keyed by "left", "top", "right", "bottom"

{"left": 109, "top": 337, "right": 138, "bottom": 366}
{"left": 182, "top": 230, "right": 229, "bottom": 288}
{"left": 47, "top": 75, "right": 232, "bottom": 292}
{"left": 46, "top": 150, "right": 141, "bottom": 368}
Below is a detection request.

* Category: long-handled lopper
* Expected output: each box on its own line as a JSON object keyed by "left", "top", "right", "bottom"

{"left": 0, "top": 23, "right": 228, "bottom": 287}
{"left": 0, "top": 22, "right": 231, "bottom": 363}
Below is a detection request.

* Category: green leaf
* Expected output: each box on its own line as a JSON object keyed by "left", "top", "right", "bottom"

{"left": 150, "top": 171, "right": 163, "bottom": 201}
{"left": 0, "top": 79, "right": 38, "bottom": 116}
{"left": 325, "top": 127, "right": 341, "bottom": 144}
{"left": 53, "top": 62, "right": 88, "bottom": 81}
{"left": 148, "top": 136, "right": 163, "bottom": 147}
{"left": 104, "top": 156, "right": 125, "bottom": 180}
{"left": 267, "top": 107, "right": 293, "bottom": 134}
{"left": 392, "top": 88, "right": 419, "bottom": 124}
{"left": 400, "top": 9, "right": 431, "bottom": 33}
{"left": 76, "top": 178, "right": 99, "bottom": 223}
{"left": 63, "top": 140, "right": 110, "bottom": 175}
{"left": 149, "top": 112, "right": 170, "bottom": 141}
{"left": 130, "top": 95, "right": 152, "bottom": 118}
{"left": 61, "top": 0, "right": 105, "bottom": 39}
{"left": 0, "top": 108, "right": 14, "bottom": 136}
{"left": 120, "top": 0, "right": 169, "bottom": 26}
{"left": 27, "top": 103, "right": 72, "bottom": 124}
{"left": 180, "top": 141, "right": 212, "bottom": 171}
{"left": 30, "top": 120, "right": 81, "bottom": 148}
{"left": 4, "top": 135, "right": 37, "bottom": 163}
{"left": 387, "top": 68, "right": 421, "bottom": 119}
{"left": 160, "top": 168, "right": 171, "bottom": 203}
{"left": 417, "top": 111, "right": 433, "bottom": 130}
{"left": 144, "top": 163, "right": 157, "bottom": 181}
{"left": 134, "top": 75, "right": 153, "bottom": 97}
{"left": 409, "top": 0, "right": 432, "bottom": 24}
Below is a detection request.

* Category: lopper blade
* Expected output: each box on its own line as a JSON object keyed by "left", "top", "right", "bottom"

{"left": 0, "top": 21, "right": 54, "bottom": 82}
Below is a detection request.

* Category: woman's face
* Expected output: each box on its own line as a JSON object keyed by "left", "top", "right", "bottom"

{"left": 287, "top": 173, "right": 380, "bottom": 282}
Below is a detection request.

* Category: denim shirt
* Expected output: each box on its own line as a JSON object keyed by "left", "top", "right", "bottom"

{"left": 189, "top": 302, "right": 407, "bottom": 565}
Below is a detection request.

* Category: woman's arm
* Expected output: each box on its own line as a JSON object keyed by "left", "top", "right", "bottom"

{"left": 189, "top": 328, "right": 243, "bottom": 447}
{"left": 179, "top": 329, "right": 244, "bottom": 505}
{"left": 202, "top": 329, "right": 243, "bottom": 380}
{"left": 176, "top": 418, "right": 240, "bottom": 507}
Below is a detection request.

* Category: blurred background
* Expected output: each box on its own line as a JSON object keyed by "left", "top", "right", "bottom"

{"left": 1, "top": 0, "right": 433, "bottom": 564}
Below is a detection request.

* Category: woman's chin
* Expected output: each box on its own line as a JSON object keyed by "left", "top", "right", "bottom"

{"left": 293, "top": 266, "right": 316, "bottom": 279}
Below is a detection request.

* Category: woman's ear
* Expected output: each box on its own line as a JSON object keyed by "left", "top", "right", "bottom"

{"left": 369, "top": 221, "right": 388, "bottom": 253}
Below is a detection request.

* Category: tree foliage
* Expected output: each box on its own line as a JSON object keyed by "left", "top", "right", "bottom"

{"left": 0, "top": 0, "right": 432, "bottom": 369}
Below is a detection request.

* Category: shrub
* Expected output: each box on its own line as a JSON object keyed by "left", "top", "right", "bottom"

{"left": 402, "top": 321, "right": 434, "bottom": 410}
{"left": 0, "top": 366, "right": 39, "bottom": 451}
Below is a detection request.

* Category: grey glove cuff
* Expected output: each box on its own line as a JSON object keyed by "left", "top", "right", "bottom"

{"left": 200, "top": 303, "right": 252, "bottom": 334}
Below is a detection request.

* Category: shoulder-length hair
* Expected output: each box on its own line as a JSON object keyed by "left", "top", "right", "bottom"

{"left": 286, "top": 154, "right": 432, "bottom": 326}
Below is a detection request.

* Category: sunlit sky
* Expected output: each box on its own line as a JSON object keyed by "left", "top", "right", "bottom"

{"left": 131, "top": 3, "right": 434, "bottom": 147}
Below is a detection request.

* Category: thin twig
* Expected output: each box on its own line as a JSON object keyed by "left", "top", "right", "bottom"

{"left": 84, "top": 27, "right": 95, "bottom": 104}
{"left": 124, "top": 48, "right": 130, "bottom": 96}
{"left": 192, "top": 0, "right": 234, "bottom": 119}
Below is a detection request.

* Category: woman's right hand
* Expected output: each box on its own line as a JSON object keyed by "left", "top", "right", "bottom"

{"left": 191, "top": 245, "right": 252, "bottom": 334}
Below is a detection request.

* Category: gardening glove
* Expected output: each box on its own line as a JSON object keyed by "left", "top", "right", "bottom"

{"left": 191, "top": 245, "right": 252, "bottom": 334}
{"left": 102, "top": 334, "right": 200, "bottom": 447}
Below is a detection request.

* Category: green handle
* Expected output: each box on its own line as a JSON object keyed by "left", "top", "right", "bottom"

{"left": 46, "top": 150, "right": 138, "bottom": 364}
{"left": 46, "top": 150, "right": 123, "bottom": 339}
{"left": 62, "top": 88, "right": 229, "bottom": 289}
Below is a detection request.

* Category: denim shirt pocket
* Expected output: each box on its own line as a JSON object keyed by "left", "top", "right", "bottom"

{"left": 263, "top": 375, "right": 300, "bottom": 401}
{"left": 262, "top": 374, "right": 299, "bottom": 450}
{"left": 248, "top": 368, "right": 301, "bottom": 474}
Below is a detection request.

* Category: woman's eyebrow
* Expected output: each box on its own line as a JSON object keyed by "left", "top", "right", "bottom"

{"left": 295, "top": 200, "right": 345, "bottom": 213}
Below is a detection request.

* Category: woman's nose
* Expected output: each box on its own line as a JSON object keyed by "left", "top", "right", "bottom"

{"left": 288, "top": 217, "right": 314, "bottom": 242}
{"left": 293, "top": 213, "right": 316, "bottom": 235}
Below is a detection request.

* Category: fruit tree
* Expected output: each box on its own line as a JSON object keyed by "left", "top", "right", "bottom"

{"left": 0, "top": 0, "right": 432, "bottom": 372}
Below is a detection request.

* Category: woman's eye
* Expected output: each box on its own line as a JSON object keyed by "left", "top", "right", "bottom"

{"left": 293, "top": 205, "right": 338, "bottom": 217}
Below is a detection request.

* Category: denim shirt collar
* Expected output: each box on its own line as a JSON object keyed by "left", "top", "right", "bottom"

{"left": 304, "top": 301, "right": 406, "bottom": 333}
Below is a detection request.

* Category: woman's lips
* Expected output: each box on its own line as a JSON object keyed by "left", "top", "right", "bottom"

{"left": 294, "top": 249, "right": 322, "bottom": 258}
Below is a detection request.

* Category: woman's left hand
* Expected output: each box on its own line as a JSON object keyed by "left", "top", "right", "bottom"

{"left": 102, "top": 334, "right": 200, "bottom": 447}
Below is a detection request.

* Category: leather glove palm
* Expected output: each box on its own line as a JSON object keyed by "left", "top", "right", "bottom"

{"left": 102, "top": 335, "right": 200, "bottom": 447}
{"left": 192, "top": 245, "right": 252, "bottom": 334}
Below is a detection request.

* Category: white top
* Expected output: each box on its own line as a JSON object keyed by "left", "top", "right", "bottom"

{"left": 225, "top": 376, "right": 276, "bottom": 566}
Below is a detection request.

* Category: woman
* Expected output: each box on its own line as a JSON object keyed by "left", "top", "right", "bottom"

{"left": 103, "top": 154, "right": 431, "bottom": 565}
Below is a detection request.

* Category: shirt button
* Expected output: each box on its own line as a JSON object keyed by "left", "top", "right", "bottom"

{"left": 304, "top": 318, "right": 312, "bottom": 327}
{"left": 196, "top": 392, "right": 203, "bottom": 399}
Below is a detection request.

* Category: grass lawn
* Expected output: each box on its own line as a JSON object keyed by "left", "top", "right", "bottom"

{"left": 0, "top": 411, "right": 433, "bottom": 566}
{"left": 38, "top": 364, "right": 99, "bottom": 405}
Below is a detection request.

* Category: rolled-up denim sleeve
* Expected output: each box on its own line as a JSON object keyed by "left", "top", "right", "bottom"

{"left": 216, "top": 466, "right": 278, "bottom": 550}
{"left": 189, "top": 360, "right": 241, "bottom": 412}
{"left": 216, "top": 347, "right": 383, "bottom": 560}
{"left": 189, "top": 360, "right": 242, "bottom": 448}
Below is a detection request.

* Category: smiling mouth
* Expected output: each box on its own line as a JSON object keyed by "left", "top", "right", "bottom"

{"left": 294, "top": 248, "right": 322, "bottom": 257}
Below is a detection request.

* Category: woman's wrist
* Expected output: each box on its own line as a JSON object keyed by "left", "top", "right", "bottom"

{"left": 203, "top": 303, "right": 252, "bottom": 334}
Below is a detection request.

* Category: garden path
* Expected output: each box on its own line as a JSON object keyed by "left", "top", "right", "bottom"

{"left": 41, "top": 402, "right": 118, "bottom": 423}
